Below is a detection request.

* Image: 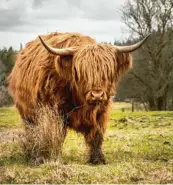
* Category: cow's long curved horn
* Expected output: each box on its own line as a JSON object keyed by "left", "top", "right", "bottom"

{"left": 115, "top": 34, "right": 151, "bottom": 53}
{"left": 38, "top": 36, "right": 77, "bottom": 56}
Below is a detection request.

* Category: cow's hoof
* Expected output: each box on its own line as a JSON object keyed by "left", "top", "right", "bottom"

{"left": 87, "top": 157, "right": 107, "bottom": 165}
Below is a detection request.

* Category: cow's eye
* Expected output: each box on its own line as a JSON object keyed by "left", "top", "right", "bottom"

{"left": 74, "top": 68, "right": 79, "bottom": 82}
{"left": 60, "top": 56, "right": 72, "bottom": 68}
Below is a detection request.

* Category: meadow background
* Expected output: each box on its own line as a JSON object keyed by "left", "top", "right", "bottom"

{"left": 0, "top": 102, "right": 173, "bottom": 184}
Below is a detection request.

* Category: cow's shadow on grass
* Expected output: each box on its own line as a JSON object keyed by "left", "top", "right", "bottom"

{"left": 0, "top": 153, "right": 27, "bottom": 166}
{"left": 0, "top": 143, "right": 85, "bottom": 166}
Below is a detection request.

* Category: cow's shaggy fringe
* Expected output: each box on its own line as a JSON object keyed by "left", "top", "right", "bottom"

{"left": 20, "top": 104, "right": 65, "bottom": 164}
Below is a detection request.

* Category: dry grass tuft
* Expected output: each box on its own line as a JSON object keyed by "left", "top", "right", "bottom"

{"left": 20, "top": 105, "right": 65, "bottom": 164}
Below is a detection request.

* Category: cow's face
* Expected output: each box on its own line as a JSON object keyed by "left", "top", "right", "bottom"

{"left": 71, "top": 44, "right": 132, "bottom": 105}
{"left": 39, "top": 34, "right": 150, "bottom": 105}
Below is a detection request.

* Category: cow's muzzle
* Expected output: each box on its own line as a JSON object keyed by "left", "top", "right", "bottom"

{"left": 86, "top": 89, "right": 107, "bottom": 105}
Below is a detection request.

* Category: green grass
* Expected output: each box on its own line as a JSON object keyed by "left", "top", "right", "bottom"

{"left": 0, "top": 104, "right": 173, "bottom": 183}
{"left": 0, "top": 107, "right": 20, "bottom": 130}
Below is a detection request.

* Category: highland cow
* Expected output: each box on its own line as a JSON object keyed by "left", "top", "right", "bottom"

{"left": 9, "top": 32, "right": 150, "bottom": 164}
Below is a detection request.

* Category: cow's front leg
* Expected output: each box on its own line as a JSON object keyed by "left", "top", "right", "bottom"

{"left": 85, "top": 130, "right": 106, "bottom": 165}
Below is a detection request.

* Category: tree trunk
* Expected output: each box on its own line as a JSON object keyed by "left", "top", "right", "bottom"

{"left": 157, "top": 97, "right": 165, "bottom": 110}
{"left": 148, "top": 98, "right": 157, "bottom": 111}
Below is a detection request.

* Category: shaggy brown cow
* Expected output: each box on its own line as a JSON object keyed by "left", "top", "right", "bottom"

{"left": 9, "top": 32, "right": 150, "bottom": 164}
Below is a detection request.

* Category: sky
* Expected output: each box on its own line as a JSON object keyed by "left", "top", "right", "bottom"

{"left": 0, "top": 0, "right": 127, "bottom": 49}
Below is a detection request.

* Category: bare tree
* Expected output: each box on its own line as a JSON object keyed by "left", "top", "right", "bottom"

{"left": 121, "top": 0, "right": 173, "bottom": 110}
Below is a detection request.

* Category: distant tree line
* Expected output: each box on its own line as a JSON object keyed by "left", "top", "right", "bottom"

{"left": 0, "top": 47, "right": 16, "bottom": 106}
{"left": 116, "top": 0, "right": 173, "bottom": 111}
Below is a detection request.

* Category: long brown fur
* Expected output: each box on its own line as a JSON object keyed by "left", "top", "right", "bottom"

{"left": 9, "top": 32, "right": 132, "bottom": 164}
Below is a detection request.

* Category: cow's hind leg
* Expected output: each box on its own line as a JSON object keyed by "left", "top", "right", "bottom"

{"left": 85, "top": 130, "right": 106, "bottom": 165}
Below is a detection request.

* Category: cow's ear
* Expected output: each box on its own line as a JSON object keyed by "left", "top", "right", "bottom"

{"left": 55, "top": 55, "right": 73, "bottom": 80}
{"left": 116, "top": 53, "right": 132, "bottom": 77}
{"left": 59, "top": 55, "right": 73, "bottom": 68}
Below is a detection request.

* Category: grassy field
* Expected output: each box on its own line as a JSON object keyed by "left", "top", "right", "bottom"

{"left": 0, "top": 103, "right": 173, "bottom": 183}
